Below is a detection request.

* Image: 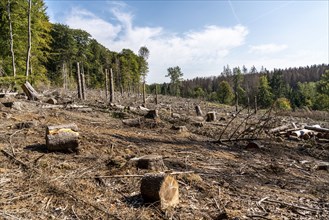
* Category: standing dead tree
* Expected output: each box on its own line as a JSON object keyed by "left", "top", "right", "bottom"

{"left": 105, "top": 69, "right": 108, "bottom": 100}
{"left": 7, "top": 0, "right": 16, "bottom": 78}
{"left": 109, "top": 68, "right": 114, "bottom": 103}
{"left": 76, "top": 62, "right": 82, "bottom": 99}
{"left": 25, "top": 0, "right": 32, "bottom": 80}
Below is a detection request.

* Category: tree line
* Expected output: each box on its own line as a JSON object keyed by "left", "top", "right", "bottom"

{"left": 151, "top": 64, "right": 329, "bottom": 110}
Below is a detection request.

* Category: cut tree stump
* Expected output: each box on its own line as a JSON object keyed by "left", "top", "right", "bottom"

{"left": 46, "top": 123, "right": 79, "bottom": 152}
{"left": 122, "top": 118, "right": 142, "bottom": 127}
{"left": 171, "top": 125, "right": 188, "bottom": 133}
{"left": 144, "top": 110, "right": 159, "bottom": 119}
{"left": 136, "top": 155, "right": 166, "bottom": 171}
{"left": 195, "top": 105, "right": 202, "bottom": 116}
{"left": 206, "top": 112, "right": 216, "bottom": 122}
{"left": 21, "top": 81, "right": 39, "bottom": 100}
{"left": 140, "top": 173, "right": 179, "bottom": 210}
{"left": 46, "top": 98, "right": 57, "bottom": 105}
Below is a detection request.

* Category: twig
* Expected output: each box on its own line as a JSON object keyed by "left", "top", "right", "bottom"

{"left": 263, "top": 198, "right": 319, "bottom": 213}
{"left": 246, "top": 214, "right": 271, "bottom": 220}
{"left": 1, "top": 149, "right": 29, "bottom": 169}
{"left": 72, "top": 205, "right": 81, "bottom": 220}
{"left": 92, "top": 171, "right": 195, "bottom": 179}
{"left": 228, "top": 111, "right": 255, "bottom": 140}
{"left": 218, "top": 107, "right": 246, "bottom": 141}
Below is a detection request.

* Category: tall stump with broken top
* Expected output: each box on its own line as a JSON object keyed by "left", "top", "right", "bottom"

{"left": 141, "top": 173, "right": 179, "bottom": 210}
{"left": 195, "top": 105, "right": 202, "bottom": 116}
{"left": 46, "top": 123, "right": 79, "bottom": 152}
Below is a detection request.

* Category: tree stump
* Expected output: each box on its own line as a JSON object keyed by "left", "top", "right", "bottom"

{"left": 171, "top": 125, "right": 188, "bottom": 133}
{"left": 46, "top": 98, "right": 57, "bottom": 105}
{"left": 137, "top": 155, "right": 166, "bottom": 171}
{"left": 144, "top": 110, "right": 158, "bottom": 119}
{"left": 140, "top": 173, "right": 179, "bottom": 210}
{"left": 21, "top": 81, "right": 39, "bottom": 100}
{"left": 206, "top": 112, "right": 216, "bottom": 122}
{"left": 195, "top": 105, "right": 202, "bottom": 116}
{"left": 46, "top": 123, "right": 79, "bottom": 152}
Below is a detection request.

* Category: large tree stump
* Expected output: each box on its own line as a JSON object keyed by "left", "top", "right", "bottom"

{"left": 144, "top": 110, "right": 159, "bottom": 119}
{"left": 140, "top": 173, "right": 179, "bottom": 210}
{"left": 46, "top": 123, "right": 79, "bottom": 152}
{"left": 137, "top": 155, "right": 166, "bottom": 171}
{"left": 206, "top": 112, "right": 216, "bottom": 122}
{"left": 21, "top": 81, "right": 39, "bottom": 100}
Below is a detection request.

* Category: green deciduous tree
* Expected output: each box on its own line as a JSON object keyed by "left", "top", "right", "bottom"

{"left": 166, "top": 66, "right": 183, "bottom": 96}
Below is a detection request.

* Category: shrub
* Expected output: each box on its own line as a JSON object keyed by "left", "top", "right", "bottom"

{"left": 275, "top": 97, "right": 292, "bottom": 110}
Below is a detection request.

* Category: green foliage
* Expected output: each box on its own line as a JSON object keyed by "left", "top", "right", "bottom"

{"left": 0, "top": 0, "right": 51, "bottom": 79}
{"left": 313, "top": 94, "right": 329, "bottom": 110}
{"left": 317, "top": 70, "right": 329, "bottom": 96}
{"left": 193, "top": 87, "right": 205, "bottom": 99}
{"left": 257, "top": 75, "right": 273, "bottom": 108}
{"left": 274, "top": 98, "right": 292, "bottom": 110}
{"left": 166, "top": 66, "right": 183, "bottom": 96}
{"left": 218, "top": 80, "right": 233, "bottom": 104}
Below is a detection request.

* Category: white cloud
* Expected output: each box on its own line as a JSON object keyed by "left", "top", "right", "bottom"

{"left": 65, "top": 8, "right": 122, "bottom": 43}
{"left": 64, "top": 7, "right": 249, "bottom": 83}
{"left": 249, "top": 43, "right": 287, "bottom": 54}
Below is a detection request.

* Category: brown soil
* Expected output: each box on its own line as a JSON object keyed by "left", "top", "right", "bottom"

{"left": 1, "top": 90, "right": 328, "bottom": 220}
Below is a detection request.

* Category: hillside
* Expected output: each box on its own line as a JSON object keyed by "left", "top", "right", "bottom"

{"left": 1, "top": 90, "right": 329, "bottom": 219}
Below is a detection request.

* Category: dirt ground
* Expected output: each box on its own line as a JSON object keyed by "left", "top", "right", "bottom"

{"left": 1, "top": 90, "right": 329, "bottom": 220}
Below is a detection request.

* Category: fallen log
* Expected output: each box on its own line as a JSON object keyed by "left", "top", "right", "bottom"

{"left": 304, "top": 125, "right": 329, "bottom": 133}
{"left": 140, "top": 173, "right": 179, "bottom": 210}
{"left": 46, "top": 123, "right": 79, "bottom": 152}
{"left": 268, "top": 124, "right": 291, "bottom": 134}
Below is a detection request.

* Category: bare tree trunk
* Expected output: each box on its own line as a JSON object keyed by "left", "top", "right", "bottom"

{"left": 109, "top": 68, "right": 114, "bottom": 103}
{"left": 7, "top": 0, "right": 16, "bottom": 78}
{"left": 155, "top": 84, "right": 158, "bottom": 105}
{"left": 235, "top": 91, "right": 239, "bottom": 112}
{"left": 76, "top": 62, "right": 82, "bottom": 99}
{"left": 25, "top": 0, "right": 32, "bottom": 80}
{"left": 81, "top": 64, "right": 86, "bottom": 100}
{"left": 105, "top": 69, "right": 108, "bottom": 100}
{"left": 143, "top": 81, "right": 146, "bottom": 105}
{"left": 62, "top": 62, "right": 67, "bottom": 90}
{"left": 254, "top": 95, "right": 258, "bottom": 114}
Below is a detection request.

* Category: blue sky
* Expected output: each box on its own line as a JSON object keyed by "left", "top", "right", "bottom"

{"left": 45, "top": 0, "right": 329, "bottom": 83}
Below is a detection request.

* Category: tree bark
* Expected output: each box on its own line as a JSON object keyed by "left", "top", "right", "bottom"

{"left": 25, "top": 0, "right": 32, "bottom": 80}
{"left": 7, "top": 0, "right": 16, "bottom": 78}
